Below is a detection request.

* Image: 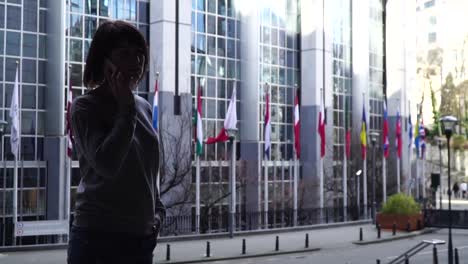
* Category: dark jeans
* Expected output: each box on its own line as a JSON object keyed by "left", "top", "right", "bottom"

{"left": 67, "top": 226, "right": 158, "bottom": 264}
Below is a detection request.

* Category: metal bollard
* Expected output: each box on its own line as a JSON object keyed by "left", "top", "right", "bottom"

{"left": 275, "top": 236, "right": 279, "bottom": 251}
{"left": 166, "top": 244, "right": 171, "bottom": 261}
{"left": 392, "top": 222, "right": 396, "bottom": 236}
{"left": 359, "top": 227, "right": 363, "bottom": 241}
{"left": 376, "top": 259, "right": 381, "bottom": 264}
{"left": 206, "top": 241, "right": 211, "bottom": 258}
{"left": 406, "top": 221, "right": 411, "bottom": 232}
{"left": 433, "top": 245, "right": 438, "bottom": 264}
{"left": 405, "top": 254, "right": 409, "bottom": 264}
{"left": 325, "top": 208, "right": 329, "bottom": 223}
{"left": 305, "top": 233, "right": 309, "bottom": 248}
{"left": 242, "top": 239, "right": 246, "bottom": 255}
{"left": 377, "top": 224, "right": 381, "bottom": 239}
{"left": 455, "top": 248, "right": 459, "bottom": 264}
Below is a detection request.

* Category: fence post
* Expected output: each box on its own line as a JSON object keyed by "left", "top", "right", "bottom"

{"left": 405, "top": 254, "right": 409, "bottom": 264}
{"left": 455, "top": 248, "right": 459, "bottom": 264}
{"left": 166, "top": 244, "right": 171, "bottom": 261}
{"left": 305, "top": 233, "right": 309, "bottom": 248}
{"left": 432, "top": 245, "right": 438, "bottom": 264}
{"left": 275, "top": 236, "right": 279, "bottom": 251}
{"left": 377, "top": 224, "right": 381, "bottom": 239}
{"left": 206, "top": 241, "right": 211, "bottom": 258}
{"left": 376, "top": 259, "right": 380, "bottom": 264}
{"left": 242, "top": 239, "right": 246, "bottom": 255}
{"left": 392, "top": 222, "right": 396, "bottom": 236}
{"left": 359, "top": 227, "right": 363, "bottom": 241}
{"left": 326, "top": 208, "right": 329, "bottom": 223}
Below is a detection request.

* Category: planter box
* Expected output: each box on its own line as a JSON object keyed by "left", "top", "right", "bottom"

{"left": 376, "top": 213, "right": 424, "bottom": 231}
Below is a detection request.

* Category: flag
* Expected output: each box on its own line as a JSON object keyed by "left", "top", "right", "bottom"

{"left": 360, "top": 102, "right": 367, "bottom": 159}
{"left": 396, "top": 110, "right": 402, "bottom": 159}
{"left": 293, "top": 89, "right": 300, "bottom": 158}
{"left": 10, "top": 65, "right": 20, "bottom": 158}
{"left": 414, "top": 115, "right": 420, "bottom": 158}
{"left": 152, "top": 76, "right": 159, "bottom": 131}
{"left": 264, "top": 86, "right": 271, "bottom": 159}
{"left": 66, "top": 86, "right": 74, "bottom": 158}
{"left": 408, "top": 114, "right": 413, "bottom": 148}
{"left": 383, "top": 101, "right": 389, "bottom": 158}
{"left": 196, "top": 85, "right": 203, "bottom": 155}
{"left": 318, "top": 95, "right": 326, "bottom": 158}
{"left": 419, "top": 119, "right": 426, "bottom": 159}
{"left": 206, "top": 89, "right": 237, "bottom": 144}
{"left": 345, "top": 96, "right": 351, "bottom": 158}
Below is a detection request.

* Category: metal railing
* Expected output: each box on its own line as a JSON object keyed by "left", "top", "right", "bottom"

{"left": 387, "top": 239, "right": 445, "bottom": 264}
{"left": 424, "top": 209, "right": 468, "bottom": 229}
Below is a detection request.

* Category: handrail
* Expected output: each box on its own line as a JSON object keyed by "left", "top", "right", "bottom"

{"left": 387, "top": 239, "right": 445, "bottom": 264}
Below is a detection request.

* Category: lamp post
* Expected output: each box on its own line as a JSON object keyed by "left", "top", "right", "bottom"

{"left": 370, "top": 132, "right": 379, "bottom": 224}
{"left": 227, "top": 128, "right": 238, "bottom": 238}
{"left": 440, "top": 115, "right": 458, "bottom": 264}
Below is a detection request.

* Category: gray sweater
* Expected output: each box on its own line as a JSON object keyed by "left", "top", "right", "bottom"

{"left": 71, "top": 86, "right": 165, "bottom": 236}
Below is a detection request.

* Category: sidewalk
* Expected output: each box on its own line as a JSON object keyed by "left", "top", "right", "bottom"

{"left": 0, "top": 222, "right": 433, "bottom": 264}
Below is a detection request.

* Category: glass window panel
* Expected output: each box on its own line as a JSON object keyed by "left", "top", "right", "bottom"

{"left": 0, "top": 30, "right": 4, "bottom": 54}
{"left": 84, "top": 39, "right": 91, "bottom": 59}
{"left": 0, "top": 5, "right": 4, "bottom": 28}
{"left": 217, "top": 79, "right": 225, "bottom": 98}
{"left": 6, "top": 5, "right": 21, "bottom": 30}
{"left": 99, "top": 0, "right": 109, "bottom": 16}
{"left": 196, "top": 33, "right": 206, "bottom": 54}
{"left": 70, "top": 39, "right": 83, "bottom": 62}
{"left": 0, "top": 57, "right": 3, "bottom": 82}
{"left": 227, "top": 19, "right": 235, "bottom": 38}
{"left": 227, "top": 39, "right": 235, "bottom": 58}
{"left": 207, "top": 0, "right": 215, "bottom": 13}
{"left": 207, "top": 14, "right": 216, "bottom": 34}
{"left": 207, "top": 99, "right": 216, "bottom": 118}
{"left": 217, "top": 37, "right": 225, "bottom": 56}
{"left": 39, "top": 9, "right": 46, "bottom": 33}
{"left": 227, "top": 59, "right": 235, "bottom": 78}
{"left": 138, "top": 1, "right": 148, "bottom": 23}
{"left": 197, "top": 13, "right": 205, "bottom": 33}
{"left": 24, "top": 0, "right": 38, "bottom": 32}
{"left": 85, "top": 16, "right": 97, "bottom": 39}
{"left": 217, "top": 58, "right": 225, "bottom": 77}
{"left": 217, "top": 16, "right": 226, "bottom": 36}
{"left": 71, "top": 0, "right": 83, "bottom": 13}
{"left": 5, "top": 58, "right": 17, "bottom": 82}
{"left": 218, "top": 0, "right": 225, "bottom": 16}
{"left": 197, "top": 0, "right": 205, "bottom": 11}
{"left": 22, "top": 85, "right": 36, "bottom": 109}
{"left": 38, "top": 35, "right": 46, "bottom": 58}
{"left": 21, "top": 111, "right": 36, "bottom": 135}
{"left": 207, "top": 78, "right": 216, "bottom": 97}
{"left": 217, "top": 100, "right": 225, "bottom": 118}
{"left": 70, "top": 63, "right": 82, "bottom": 86}
{"left": 196, "top": 56, "right": 206, "bottom": 75}
{"left": 6, "top": 31, "right": 20, "bottom": 56}
{"left": 38, "top": 60, "right": 46, "bottom": 84}
{"left": 227, "top": 0, "right": 234, "bottom": 17}
{"left": 22, "top": 59, "right": 37, "bottom": 83}
{"left": 23, "top": 33, "right": 37, "bottom": 58}
{"left": 207, "top": 56, "right": 216, "bottom": 75}
{"left": 70, "top": 14, "right": 83, "bottom": 37}
{"left": 37, "top": 86, "right": 45, "bottom": 109}
{"left": 85, "top": 0, "right": 97, "bottom": 14}
{"left": 207, "top": 36, "right": 216, "bottom": 55}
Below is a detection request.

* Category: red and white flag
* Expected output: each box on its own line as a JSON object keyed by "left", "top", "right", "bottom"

{"left": 293, "top": 89, "right": 300, "bottom": 158}
{"left": 206, "top": 89, "right": 237, "bottom": 144}
{"left": 318, "top": 96, "right": 326, "bottom": 158}
{"left": 264, "top": 85, "right": 271, "bottom": 159}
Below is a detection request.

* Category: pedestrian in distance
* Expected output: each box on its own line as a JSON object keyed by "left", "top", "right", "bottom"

{"left": 460, "top": 182, "right": 467, "bottom": 199}
{"left": 453, "top": 182, "right": 460, "bottom": 199}
{"left": 67, "top": 20, "right": 165, "bottom": 264}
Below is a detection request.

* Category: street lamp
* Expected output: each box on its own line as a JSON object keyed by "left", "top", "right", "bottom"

{"left": 370, "top": 132, "right": 379, "bottom": 224}
{"left": 227, "top": 127, "right": 238, "bottom": 238}
{"left": 440, "top": 115, "right": 458, "bottom": 264}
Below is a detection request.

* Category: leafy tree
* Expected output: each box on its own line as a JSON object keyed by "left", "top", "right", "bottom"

{"left": 429, "top": 83, "right": 441, "bottom": 138}
{"left": 439, "top": 73, "right": 458, "bottom": 117}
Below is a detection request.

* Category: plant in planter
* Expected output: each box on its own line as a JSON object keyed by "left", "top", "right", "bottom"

{"left": 376, "top": 193, "right": 423, "bottom": 231}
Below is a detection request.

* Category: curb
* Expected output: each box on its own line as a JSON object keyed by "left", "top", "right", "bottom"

{"left": 352, "top": 228, "right": 439, "bottom": 245}
{"left": 159, "top": 219, "right": 372, "bottom": 243}
{"left": 157, "top": 247, "right": 321, "bottom": 264}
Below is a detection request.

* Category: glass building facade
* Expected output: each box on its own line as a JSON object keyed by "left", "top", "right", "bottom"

{"left": 0, "top": 0, "right": 400, "bottom": 246}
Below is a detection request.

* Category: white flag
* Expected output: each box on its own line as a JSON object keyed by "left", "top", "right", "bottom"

{"left": 224, "top": 89, "right": 237, "bottom": 130}
{"left": 10, "top": 66, "right": 20, "bottom": 158}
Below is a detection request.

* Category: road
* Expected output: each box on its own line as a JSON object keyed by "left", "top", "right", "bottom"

{"left": 214, "top": 229, "right": 468, "bottom": 264}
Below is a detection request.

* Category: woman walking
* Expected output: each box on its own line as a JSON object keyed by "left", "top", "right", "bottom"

{"left": 68, "top": 20, "right": 165, "bottom": 264}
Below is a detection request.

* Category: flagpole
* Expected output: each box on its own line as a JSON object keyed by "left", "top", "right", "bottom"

{"left": 195, "top": 154, "right": 200, "bottom": 233}
{"left": 422, "top": 153, "right": 426, "bottom": 199}
{"left": 293, "top": 152, "right": 298, "bottom": 226}
{"left": 155, "top": 72, "right": 160, "bottom": 192}
{"left": 408, "top": 100, "right": 412, "bottom": 196}
{"left": 343, "top": 95, "right": 347, "bottom": 221}
{"left": 383, "top": 156, "right": 387, "bottom": 202}
{"left": 397, "top": 158, "right": 401, "bottom": 193}
{"left": 264, "top": 83, "right": 270, "bottom": 229}
{"left": 12, "top": 61, "right": 20, "bottom": 244}
{"left": 319, "top": 88, "right": 324, "bottom": 221}
{"left": 362, "top": 92, "right": 368, "bottom": 219}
